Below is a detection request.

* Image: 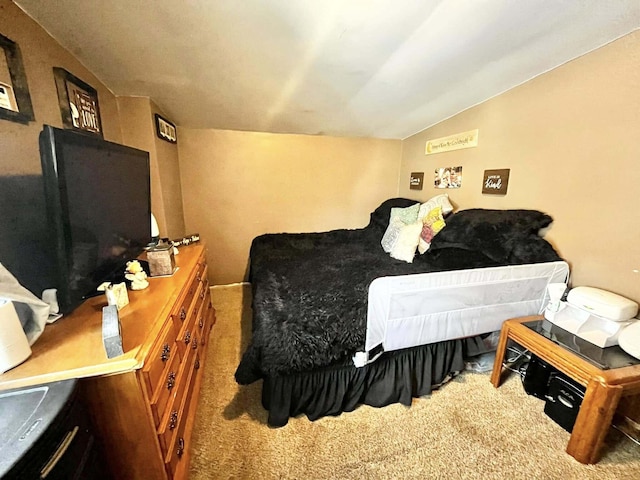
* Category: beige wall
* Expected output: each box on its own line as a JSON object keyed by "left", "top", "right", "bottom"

{"left": 117, "top": 96, "right": 186, "bottom": 238}
{"left": 178, "top": 129, "right": 401, "bottom": 284}
{"left": 400, "top": 31, "right": 640, "bottom": 303}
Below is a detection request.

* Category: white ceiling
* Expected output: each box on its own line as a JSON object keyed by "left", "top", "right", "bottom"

{"left": 15, "top": 0, "right": 640, "bottom": 139}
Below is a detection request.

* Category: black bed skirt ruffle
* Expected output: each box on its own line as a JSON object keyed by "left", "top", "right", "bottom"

{"left": 261, "top": 336, "right": 489, "bottom": 427}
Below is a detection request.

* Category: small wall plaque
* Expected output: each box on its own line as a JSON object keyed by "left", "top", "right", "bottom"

{"left": 410, "top": 172, "right": 424, "bottom": 190}
{"left": 155, "top": 114, "right": 177, "bottom": 143}
{"left": 482, "top": 169, "right": 510, "bottom": 195}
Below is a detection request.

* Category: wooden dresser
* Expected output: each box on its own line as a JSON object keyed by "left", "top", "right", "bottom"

{"left": 0, "top": 244, "right": 216, "bottom": 479}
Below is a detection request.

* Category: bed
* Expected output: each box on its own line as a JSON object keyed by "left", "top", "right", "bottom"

{"left": 235, "top": 197, "right": 569, "bottom": 427}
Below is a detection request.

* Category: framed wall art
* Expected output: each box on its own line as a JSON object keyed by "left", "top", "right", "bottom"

{"left": 53, "top": 67, "right": 103, "bottom": 137}
{"left": 155, "top": 114, "right": 177, "bottom": 144}
{"left": 0, "top": 33, "right": 35, "bottom": 124}
{"left": 434, "top": 166, "right": 462, "bottom": 189}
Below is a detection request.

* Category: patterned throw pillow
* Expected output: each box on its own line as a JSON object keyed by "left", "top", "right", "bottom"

{"left": 417, "top": 194, "right": 454, "bottom": 221}
{"left": 380, "top": 203, "right": 420, "bottom": 253}
{"left": 418, "top": 206, "right": 446, "bottom": 254}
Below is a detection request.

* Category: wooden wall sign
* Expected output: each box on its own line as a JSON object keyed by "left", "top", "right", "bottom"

{"left": 53, "top": 67, "right": 103, "bottom": 137}
{"left": 425, "top": 129, "right": 478, "bottom": 155}
{"left": 410, "top": 172, "right": 424, "bottom": 190}
{"left": 155, "top": 114, "right": 177, "bottom": 143}
{"left": 482, "top": 169, "right": 510, "bottom": 195}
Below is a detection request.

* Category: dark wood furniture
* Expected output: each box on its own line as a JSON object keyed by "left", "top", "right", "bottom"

{"left": 491, "top": 315, "right": 640, "bottom": 464}
{"left": 0, "top": 244, "right": 215, "bottom": 479}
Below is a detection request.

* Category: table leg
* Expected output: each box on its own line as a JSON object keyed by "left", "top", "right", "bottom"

{"left": 490, "top": 323, "right": 511, "bottom": 388}
{"left": 566, "top": 378, "right": 622, "bottom": 464}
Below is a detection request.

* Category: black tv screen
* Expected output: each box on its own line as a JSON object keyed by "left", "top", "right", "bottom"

{"left": 39, "top": 125, "right": 151, "bottom": 315}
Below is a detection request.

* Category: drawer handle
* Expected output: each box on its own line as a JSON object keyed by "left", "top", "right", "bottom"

{"left": 191, "top": 337, "right": 198, "bottom": 350}
{"left": 160, "top": 344, "right": 171, "bottom": 362}
{"left": 198, "top": 317, "right": 204, "bottom": 329}
{"left": 177, "top": 437, "right": 185, "bottom": 458}
{"left": 169, "top": 410, "right": 178, "bottom": 430}
{"left": 166, "top": 371, "right": 176, "bottom": 390}
{"left": 179, "top": 307, "right": 187, "bottom": 321}
{"left": 40, "top": 426, "right": 79, "bottom": 478}
{"left": 200, "top": 290, "right": 205, "bottom": 299}
{"left": 195, "top": 359, "right": 201, "bottom": 370}
{"left": 184, "top": 331, "right": 191, "bottom": 344}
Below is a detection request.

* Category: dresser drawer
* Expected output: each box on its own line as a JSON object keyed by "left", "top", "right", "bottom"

{"left": 197, "top": 287, "right": 213, "bottom": 346}
{"left": 170, "top": 259, "right": 205, "bottom": 336}
{"left": 164, "top": 351, "right": 201, "bottom": 478}
{"left": 149, "top": 347, "right": 182, "bottom": 427}
{"left": 142, "top": 320, "right": 179, "bottom": 399}
{"left": 175, "top": 282, "right": 204, "bottom": 357}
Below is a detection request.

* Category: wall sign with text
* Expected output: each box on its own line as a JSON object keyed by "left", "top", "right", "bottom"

{"left": 53, "top": 67, "right": 102, "bottom": 137}
{"left": 155, "top": 114, "right": 177, "bottom": 143}
{"left": 425, "top": 129, "right": 478, "bottom": 155}
{"left": 482, "top": 169, "right": 510, "bottom": 195}
{"left": 410, "top": 172, "right": 424, "bottom": 190}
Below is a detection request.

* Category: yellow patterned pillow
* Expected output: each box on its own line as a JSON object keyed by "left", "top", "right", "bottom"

{"left": 418, "top": 206, "right": 446, "bottom": 254}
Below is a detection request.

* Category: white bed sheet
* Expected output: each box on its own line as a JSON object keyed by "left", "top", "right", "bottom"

{"left": 353, "top": 261, "right": 569, "bottom": 366}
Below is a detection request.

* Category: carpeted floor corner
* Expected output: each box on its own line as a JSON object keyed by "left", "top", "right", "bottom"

{"left": 189, "top": 284, "right": 640, "bottom": 479}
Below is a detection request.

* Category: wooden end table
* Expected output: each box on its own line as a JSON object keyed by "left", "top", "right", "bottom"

{"left": 491, "top": 315, "right": 640, "bottom": 464}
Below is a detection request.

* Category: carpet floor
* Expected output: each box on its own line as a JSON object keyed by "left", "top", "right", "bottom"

{"left": 189, "top": 284, "right": 640, "bottom": 479}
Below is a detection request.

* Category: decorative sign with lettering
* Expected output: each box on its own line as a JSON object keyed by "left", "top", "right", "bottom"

{"left": 425, "top": 129, "right": 478, "bottom": 155}
{"left": 482, "top": 169, "right": 510, "bottom": 195}
{"left": 410, "top": 172, "right": 424, "bottom": 190}
{"left": 155, "top": 114, "right": 177, "bottom": 143}
{"left": 53, "top": 67, "right": 103, "bottom": 137}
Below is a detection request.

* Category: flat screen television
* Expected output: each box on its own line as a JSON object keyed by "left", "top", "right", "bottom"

{"left": 39, "top": 125, "right": 151, "bottom": 315}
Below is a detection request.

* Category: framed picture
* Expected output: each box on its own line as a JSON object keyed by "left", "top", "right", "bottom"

{"left": 53, "top": 67, "right": 102, "bottom": 137}
{"left": 0, "top": 33, "right": 35, "bottom": 124}
{"left": 434, "top": 166, "right": 462, "bottom": 189}
{"left": 155, "top": 114, "right": 177, "bottom": 143}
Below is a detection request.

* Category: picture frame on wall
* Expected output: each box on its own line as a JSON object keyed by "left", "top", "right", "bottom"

{"left": 53, "top": 67, "right": 103, "bottom": 137}
{"left": 0, "top": 33, "right": 35, "bottom": 124}
{"left": 155, "top": 114, "right": 177, "bottom": 143}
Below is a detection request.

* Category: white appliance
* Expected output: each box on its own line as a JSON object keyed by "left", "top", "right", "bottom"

{"left": 0, "top": 299, "right": 32, "bottom": 373}
{"left": 544, "top": 286, "right": 639, "bottom": 348}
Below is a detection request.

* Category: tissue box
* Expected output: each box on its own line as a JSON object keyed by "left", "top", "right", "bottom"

{"left": 147, "top": 243, "right": 176, "bottom": 276}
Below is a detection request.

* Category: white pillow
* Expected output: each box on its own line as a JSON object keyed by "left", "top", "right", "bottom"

{"left": 418, "top": 194, "right": 454, "bottom": 221}
{"left": 380, "top": 203, "right": 420, "bottom": 253}
{"left": 390, "top": 221, "right": 423, "bottom": 263}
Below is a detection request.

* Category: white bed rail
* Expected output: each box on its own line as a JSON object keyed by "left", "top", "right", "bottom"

{"left": 353, "top": 261, "right": 569, "bottom": 367}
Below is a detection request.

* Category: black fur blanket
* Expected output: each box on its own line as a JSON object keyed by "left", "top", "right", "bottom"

{"left": 235, "top": 200, "right": 562, "bottom": 384}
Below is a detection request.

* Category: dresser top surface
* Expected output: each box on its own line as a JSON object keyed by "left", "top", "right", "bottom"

{"left": 0, "top": 244, "right": 205, "bottom": 391}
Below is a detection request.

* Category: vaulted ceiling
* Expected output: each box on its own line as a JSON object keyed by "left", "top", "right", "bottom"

{"left": 15, "top": 0, "right": 640, "bottom": 139}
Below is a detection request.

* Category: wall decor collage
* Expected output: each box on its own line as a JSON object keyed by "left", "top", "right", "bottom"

{"left": 410, "top": 129, "right": 510, "bottom": 195}
{"left": 0, "top": 31, "right": 178, "bottom": 146}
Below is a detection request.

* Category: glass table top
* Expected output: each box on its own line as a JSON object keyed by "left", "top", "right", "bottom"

{"left": 522, "top": 319, "right": 640, "bottom": 370}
